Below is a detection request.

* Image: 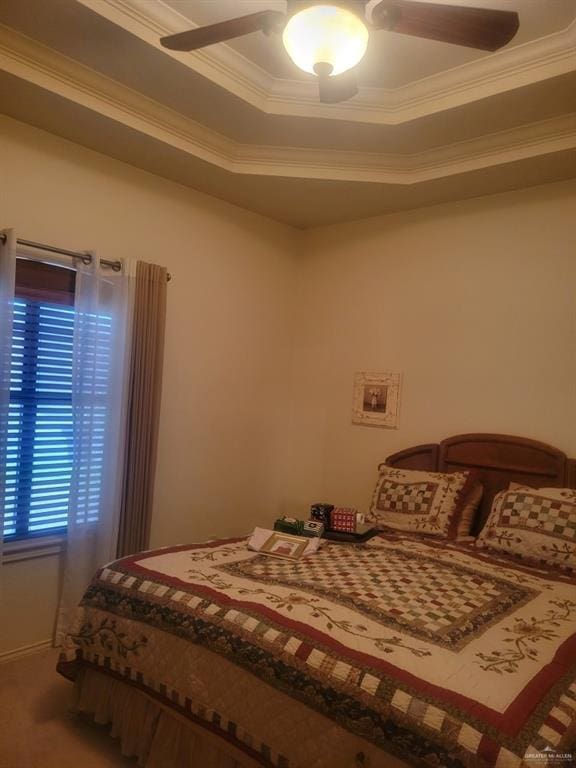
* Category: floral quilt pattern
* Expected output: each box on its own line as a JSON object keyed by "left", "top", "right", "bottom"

{"left": 58, "top": 532, "right": 576, "bottom": 768}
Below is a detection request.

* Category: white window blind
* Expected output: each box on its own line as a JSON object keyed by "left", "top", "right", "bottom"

{"left": 4, "top": 298, "right": 75, "bottom": 538}
{"left": 3, "top": 256, "right": 119, "bottom": 546}
{"left": 69, "top": 306, "right": 112, "bottom": 527}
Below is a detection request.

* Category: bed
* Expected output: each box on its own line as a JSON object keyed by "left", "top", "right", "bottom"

{"left": 57, "top": 433, "right": 576, "bottom": 768}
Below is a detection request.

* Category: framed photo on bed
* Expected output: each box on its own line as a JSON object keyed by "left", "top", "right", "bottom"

{"left": 352, "top": 371, "right": 401, "bottom": 428}
{"left": 260, "top": 531, "right": 309, "bottom": 561}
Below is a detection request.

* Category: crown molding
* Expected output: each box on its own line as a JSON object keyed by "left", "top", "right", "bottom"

{"left": 232, "top": 114, "right": 576, "bottom": 183}
{"left": 1, "top": 24, "right": 575, "bottom": 186}
{"left": 77, "top": 0, "right": 576, "bottom": 126}
{"left": 75, "top": 0, "right": 275, "bottom": 106}
{"left": 0, "top": 24, "right": 231, "bottom": 168}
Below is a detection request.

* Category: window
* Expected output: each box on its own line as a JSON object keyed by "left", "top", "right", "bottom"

{"left": 3, "top": 259, "right": 76, "bottom": 541}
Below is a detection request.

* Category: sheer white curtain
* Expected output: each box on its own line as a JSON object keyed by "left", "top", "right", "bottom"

{"left": 55, "top": 254, "right": 133, "bottom": 644}
{"left": 0, "top": 229, "right": 16, "bottom": 575}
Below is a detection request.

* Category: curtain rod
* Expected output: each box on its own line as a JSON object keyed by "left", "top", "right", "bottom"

{"left": 0, "top": 234, "right": 172, "bottom": 282}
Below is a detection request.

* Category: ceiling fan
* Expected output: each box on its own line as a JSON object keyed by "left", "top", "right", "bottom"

{"left": 160, "top": 1, "right": 519, "bottom": 104}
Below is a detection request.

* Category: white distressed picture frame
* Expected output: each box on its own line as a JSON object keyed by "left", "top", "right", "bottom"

{"left": 352, "top": 371, "right": 402, "bottom": 429}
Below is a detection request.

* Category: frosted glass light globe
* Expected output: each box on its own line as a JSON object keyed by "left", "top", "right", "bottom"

{"left": 282, "top": 5, "right": 369, "bottom": 77}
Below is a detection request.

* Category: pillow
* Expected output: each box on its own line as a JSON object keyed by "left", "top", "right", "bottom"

{"left": 367, "top": 467, "right": 476, "bottom": 539}
{"left": 456, "top": 480, "right": 483, "bottom": 539}
{"left": 508, "top": 481, "right": 533, "bottom": 490}
{"left": 476, "top": 486, "right": 576, "bottom": 570}
{"left": 508, "top": 481, "right": 523, "bottom": 490}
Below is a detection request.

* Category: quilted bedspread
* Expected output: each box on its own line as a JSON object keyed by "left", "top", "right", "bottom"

{"left": 57, "top": 532, "right": 576, "bottom": 767}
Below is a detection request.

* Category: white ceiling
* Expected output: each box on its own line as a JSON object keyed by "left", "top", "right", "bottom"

{"left": 0, "top": 0, "right": 575, "bottom": 227}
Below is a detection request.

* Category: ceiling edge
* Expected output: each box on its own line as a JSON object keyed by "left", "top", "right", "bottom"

{"left": 1, "top": 25, "right": 575, "bottom": 185}
{"left": 78, "top": 0, "right": 576, "bottom": 126}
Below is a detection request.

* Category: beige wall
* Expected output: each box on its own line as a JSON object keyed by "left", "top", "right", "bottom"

{"left": 283, "top": 181, "right": 576, "bottom": 518}
{"left": 0, "top": 115, "right": 299, "bottom": 655}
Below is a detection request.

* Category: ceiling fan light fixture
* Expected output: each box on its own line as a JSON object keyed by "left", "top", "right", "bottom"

{"left": 282, "top": 4, "right": 369, "bottom": 77}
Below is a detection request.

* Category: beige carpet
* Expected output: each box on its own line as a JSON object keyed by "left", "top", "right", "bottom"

{"left": 0, "top": 649, "right": 134, "bottom": 768}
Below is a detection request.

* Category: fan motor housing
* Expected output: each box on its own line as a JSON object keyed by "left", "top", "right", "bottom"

{"left": 286, "top": 0, "right": 369, "bottom": 20}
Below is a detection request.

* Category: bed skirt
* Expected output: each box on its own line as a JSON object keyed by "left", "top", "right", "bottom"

{"left": 70, "top": 662, "right": 411, "bottom": 768}
{"left": 72, "top": 667, "right": 257, "bottom": 767}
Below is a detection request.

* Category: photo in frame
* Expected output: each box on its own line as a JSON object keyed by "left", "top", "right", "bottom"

{"left": 259, "top": 531, "right": 309, "bottom": 561}
{"left": 352, "top": 371, "right": 401, "bottom": 429}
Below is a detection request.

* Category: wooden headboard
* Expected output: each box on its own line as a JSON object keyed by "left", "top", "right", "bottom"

{"left": 384, "top": 433, "right": 576, "bottom": 535}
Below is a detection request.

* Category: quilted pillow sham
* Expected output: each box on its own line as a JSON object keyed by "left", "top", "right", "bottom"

{"left": 476, "top": 486, "right": 576, "bottom": 570}
{"left": 367, "top": 467, "right": 476, "bottom": 539}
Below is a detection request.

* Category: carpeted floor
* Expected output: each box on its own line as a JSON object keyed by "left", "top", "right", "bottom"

{"left": 0, "top": 649, "right": 133, "bottom": 768}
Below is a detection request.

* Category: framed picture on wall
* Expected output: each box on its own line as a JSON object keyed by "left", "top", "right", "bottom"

{"left": 352, "top": 371, "right": 401, "bottom": 429}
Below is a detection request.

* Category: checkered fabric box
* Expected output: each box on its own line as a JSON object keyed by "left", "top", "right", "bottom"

{"left": 330, "top": 507, "right": 358, "bottom": 533}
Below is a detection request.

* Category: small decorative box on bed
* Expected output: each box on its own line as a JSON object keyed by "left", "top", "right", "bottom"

{"left": 57, "top": 434, "right": 576, "bottom": 768}
{"left": 329, "top": 507, "right": 358, "bottom": 533}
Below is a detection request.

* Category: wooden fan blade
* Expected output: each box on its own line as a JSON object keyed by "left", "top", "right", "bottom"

{"left": 370, "top": 1, "right": 519, "bottom": 51}
{"left": 319, "top": 70, "right": 359, "bottom": 104}
{"left": 160, "top": 10, "right": 285, "bottom": 51}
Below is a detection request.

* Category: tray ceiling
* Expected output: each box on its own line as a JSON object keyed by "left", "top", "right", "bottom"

{"left": 164, "top": 0, "right": 576, "bottom": 88}
{"left": 0, "top": 0, "right": 575, "bottom": 227}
